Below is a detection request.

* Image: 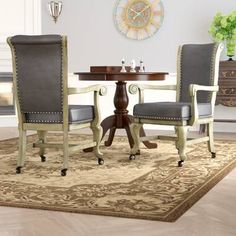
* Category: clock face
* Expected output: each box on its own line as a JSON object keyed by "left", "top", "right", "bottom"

{"left": 114, "top": 0, "right": 164, "bottom": 40}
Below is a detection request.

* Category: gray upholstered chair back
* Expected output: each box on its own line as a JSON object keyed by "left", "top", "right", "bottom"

{"left": 177, "top": 43, "right": 219, "bottom": 103}
{"left": 9, "top": 35, "right": 64, "bottom": 115}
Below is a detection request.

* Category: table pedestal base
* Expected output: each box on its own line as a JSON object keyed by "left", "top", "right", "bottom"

{"left": 84, "top": 80, "right": 157, "bottom": 152}
{"left": 101, "top": 80, "right": 157, "bottom": 149}
{"left": 101, "top": 114, "right": 157, "bottom": 148}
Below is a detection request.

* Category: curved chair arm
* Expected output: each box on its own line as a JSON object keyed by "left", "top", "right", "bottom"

{"left": 68, "top": 85, "right": 107, "bottom": 96}
{"left": 129, "top": 84, "right": 177, "bottom": 103}
{"left": 189, "top": 84, "right": 219, "bottom": 125}
{"left": 189, "top": 84, "right": 218, "bottom": 96}
{"left": 68, "top": 85, "right": 107, "bottom": 125}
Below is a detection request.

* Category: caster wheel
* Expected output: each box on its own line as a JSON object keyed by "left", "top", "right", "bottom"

{"left": 129, "top": 154, "right": 136, "bottom": 160}
{"left": 16, "top": 166, "right": 22, "bottom": 174}
{"left": 61, "top": 169, "right": 67, "bottom": 176}
{"left": 40, "top": 155, "right": 46, "bottom": 162}
{"left": 98, "top": 158, "right": 104, "bottom": 165}
{"left": 211, "top": 152, "right": 216, "bottom": 158}
{"left": 178, "top": 160, "right": 184, "bottom": 167}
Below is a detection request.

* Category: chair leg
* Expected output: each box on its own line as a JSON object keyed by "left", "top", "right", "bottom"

{"left": 175, "top": 126, "right": 188, "bottom": 167}
{"left": 174, "top": 126, "right": 179, "bottom": 150}
{"left": 16, "top": 129, "right": 27, "bottom": 174}
{"left": 61, "top": 130, "right": 69, "bottom": 176}
{"left": 207, "top": 122, "right": 216, "bottom": 158}
{"left": 129, "top": 122, "right": 142, "bottom": 160}
{"left": 91, "top": 123, "right": 104, "bottom": 165}
{"left": 37, "top": 131, "right": 47, "bottom": 162}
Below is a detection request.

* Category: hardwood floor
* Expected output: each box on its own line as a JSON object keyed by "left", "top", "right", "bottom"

{"left": 0, "top": 127, "right": 235, "bottom": 236}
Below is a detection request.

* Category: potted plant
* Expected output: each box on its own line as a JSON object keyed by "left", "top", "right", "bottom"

{"left": 209, "top": 11, "right": 236, "bottom": 61}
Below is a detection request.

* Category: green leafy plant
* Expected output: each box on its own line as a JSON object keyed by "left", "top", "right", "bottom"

{"left": 209, "top": 11, "right": 236, "bottom": 60}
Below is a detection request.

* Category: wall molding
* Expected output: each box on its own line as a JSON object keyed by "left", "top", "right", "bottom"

{"left": 0, "top": 44, "right": 12, "bottom": 72}
{"left": 0, "top": 0, "right": 42, "bottom": 124}
{"left": 0, "top": 0, "right": 41, "bottom": 72}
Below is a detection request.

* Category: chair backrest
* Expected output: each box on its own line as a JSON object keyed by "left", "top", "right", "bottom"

{"left": 7, "top": 35, "right": 67, "bottom": 122}
{"left": 176, "top": 43, "right": 221, "bottom": 103}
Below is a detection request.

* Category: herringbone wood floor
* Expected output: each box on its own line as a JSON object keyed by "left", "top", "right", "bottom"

{"left": 0, "top": 127, "right": 235, "bottom": 236}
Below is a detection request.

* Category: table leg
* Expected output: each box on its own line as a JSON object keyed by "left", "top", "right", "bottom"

{"left": 84, "top": 81, "right": 157, "bottom": 151}
{"left": 101, "top": 115, "right": 116, "bottom": 140}
{"left": 104, "top": 127, "right": 116, "bottom": 146}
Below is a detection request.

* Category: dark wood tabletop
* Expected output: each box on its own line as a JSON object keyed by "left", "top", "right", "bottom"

{"left": 74, "top": 72, "right": 168, "bottom": 81}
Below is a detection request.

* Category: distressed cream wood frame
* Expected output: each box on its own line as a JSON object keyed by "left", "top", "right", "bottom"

{"left": 128, "top": 43, "right": 224, "bottom": 166}
{"left": 8, "top": 36, "right": 106, "bottom": 176}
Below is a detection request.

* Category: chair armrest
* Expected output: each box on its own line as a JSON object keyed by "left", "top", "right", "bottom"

{"left": 189, "top": 84, "right": 218, "bottom": 97}
{"left": 68, "top": 85, "right": 107, "bottom": 126}
{"left": 129, "top": 84, "right": 176, "bottom": 94}
{"left": 129, "top": 84, "right": 176, "bottom": 103}
{"left": 189, "top": 84, "right": 219, "bottom": 125}
{"left": 68, "top": 85, "right": 107, "bottom": 96}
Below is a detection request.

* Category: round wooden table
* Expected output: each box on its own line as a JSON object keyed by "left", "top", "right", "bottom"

{"left": 75, "top": 70, "right": 168, "bottom": 149}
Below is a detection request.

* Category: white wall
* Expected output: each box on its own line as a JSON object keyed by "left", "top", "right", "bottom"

{"left": 41, "top": 0, "right": 236, "bottom": 133}
{"left": 0, "top": 0, "right": 41, "bottom": 71}
{"left": 41, "top": 0, "right": 235, "bottom": 72}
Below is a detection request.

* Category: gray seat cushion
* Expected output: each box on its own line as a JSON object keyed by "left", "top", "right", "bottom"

{"left": 68, "top": 105, "right": 94, "bottom": 124}
{"left": 25, "top": 105, "right": 94, "bottom": 124}
{"left": 133, "top": 102, "right": 212, "bottom": 121}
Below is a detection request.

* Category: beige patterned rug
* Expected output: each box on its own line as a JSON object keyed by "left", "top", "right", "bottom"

{"left": 0, "top": 134, "right": 235, "bottom": 222}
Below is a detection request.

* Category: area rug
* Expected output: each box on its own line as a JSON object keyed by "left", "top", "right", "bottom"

{"left": 0, "top": 134, "right": 235, "bottom": 222}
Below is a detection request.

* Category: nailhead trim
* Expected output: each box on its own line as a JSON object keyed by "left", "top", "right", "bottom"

{"left": 178, "top": 46, "right": 183, "bottom": 101}
{"left": 11, "top": 42, "right": 23, "bottom": 108}
{"left": 60, "top": 36, "right": 64, "bottom": 111}
{"left": 134, "top": 115, "right": 189, "bottom": 121}
{"left": 26, "top": 111, "right": 62, "bottom": 114}
{"left": 26, "top": 119, "right": 63, "bottom": 123}
{"left": 208, "top": 43, "right": 218, "bottom": 102}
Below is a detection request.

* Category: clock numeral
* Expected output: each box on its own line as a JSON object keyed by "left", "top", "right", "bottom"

{"left": 154, "top": 10, "right": 163, "bottom": 16}
{"left": 151, "top": 0, "right": 161, "bottom": 8}
{"left": 120, "top": 21, "right": 129, "bottom": 32}
{"left": 138, "top": 30, "right": 145, "bottom": 40}
{"left": 126, "top": 29, "right": 137, "bottom": 38}
{"left": 118, "top": 4, "right": 127, "bottom": 9}
{"left": 145, "top": 26, "right": 152, "bottom": 35}
{"left": 151, "top": 19, "right": 161, "bottom": 28}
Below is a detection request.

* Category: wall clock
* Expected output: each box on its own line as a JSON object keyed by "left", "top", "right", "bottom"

{"left": 114, "top": 0, "right": 164, "bottom": 40}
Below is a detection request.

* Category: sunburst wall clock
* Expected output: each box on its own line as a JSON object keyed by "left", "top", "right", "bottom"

{"left": 114, "top": 0, "right": 164, "bottom": 40}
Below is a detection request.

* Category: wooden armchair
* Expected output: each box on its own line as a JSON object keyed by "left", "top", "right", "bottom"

{"left": 8, "top": 35, "right": 106, "bottom": 176}
{"left": 128, "top": 43, "right": 223, "bottom": 166}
